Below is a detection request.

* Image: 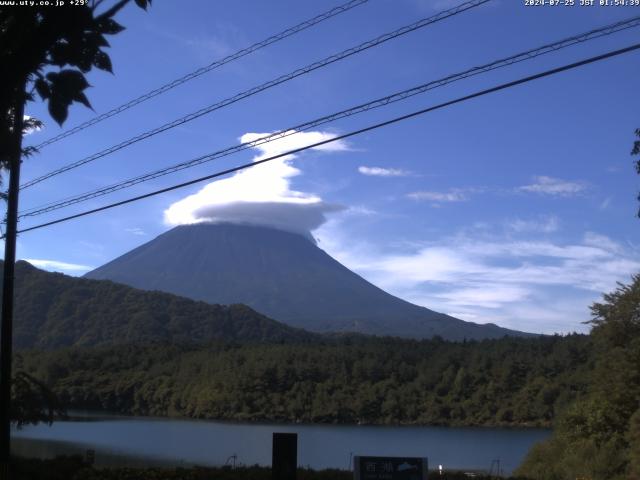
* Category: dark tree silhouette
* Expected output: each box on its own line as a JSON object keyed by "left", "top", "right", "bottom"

{"left": 634, "top": 128, "right": 640, "bottom": 216}
{"left": 0, "top": 1, "right": 150, "bottom": 474}
{"left": 1, "top": 0, "right": 151, "bottom": 138}
{"left": 10, "top": 371, "right": 65, "bottom": 429}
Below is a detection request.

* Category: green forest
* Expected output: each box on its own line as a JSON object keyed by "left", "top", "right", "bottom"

{"left": 17, "top": 333, "right": 590, "bottom": 427}
{"left": 13, "top": 274, "right": 640, "bottom": 479}
{"left": 515, "top": 275, "right": 640, "bottom": 479}
{"left": 6, "top": 260, "right": 315, "bottom": 349}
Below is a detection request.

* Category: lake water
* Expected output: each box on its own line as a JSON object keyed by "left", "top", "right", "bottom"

{"left": 12, "top": 415, "right": 550, "bottom": 475}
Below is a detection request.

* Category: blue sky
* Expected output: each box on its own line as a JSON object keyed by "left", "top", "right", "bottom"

{"left": 13, "top": 0, "right": 640, "bottom": 334}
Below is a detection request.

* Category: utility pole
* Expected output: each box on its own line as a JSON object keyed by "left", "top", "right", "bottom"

{"left": 0, "top": 80, "right": 26, "bottom": 480}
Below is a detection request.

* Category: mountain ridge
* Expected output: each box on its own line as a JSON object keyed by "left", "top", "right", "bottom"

{"left": 2, "top": 260, "right": 316, "bottom": 349}
{"left": 85, "top": 223, "right": 531, "bottom": 340}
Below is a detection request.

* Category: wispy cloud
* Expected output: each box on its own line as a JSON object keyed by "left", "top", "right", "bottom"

{"left": 407, "top": 189, "right": 468, "bottom": 203}
{"left": 184, "top": 36, "right": 234, "bottom": 57}
{"left": 358, "top": 166, "right": 411, "bottom": 177}
{"left": 518, "top": 176, "right": 587, "bottom": 196}
{"left": 146, "top": 22, "right": 245, "bottom": 62}
{"left": 435, "top": 284, "right": 531, "bottom": 310}
{"left": 125, "top": 227, "right": 146, "bottom": 236}
{"left": 316, "top": 220, "right": 640, "bottom": 334}
{"left": 599, "top": 197, "right": 611, "bottom": 211}
{"left": 23, "top": 259, "right": 93, "bottom": 273}
{"left": 506, "top": 215, "right": 559, "bottom": 233}
{"left": 582, "top": 231, "right": 624, "bottom": 254}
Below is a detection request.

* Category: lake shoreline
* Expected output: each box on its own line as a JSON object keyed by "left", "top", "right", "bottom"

{"left": 10, "top": 456, "right": 523, "bottom": 480}
{"left": 13, "top": 414, "right": 551, "bottom": 474}
{"left": 62, "top": 409, "right": 554, "bottom": 430}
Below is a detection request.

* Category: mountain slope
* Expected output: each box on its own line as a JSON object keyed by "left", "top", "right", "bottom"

{"left": 2, "top": 260, "right": 315, "bottom": 349}
{"left": 85, "top": 223, "right": 528, "bottom": 340}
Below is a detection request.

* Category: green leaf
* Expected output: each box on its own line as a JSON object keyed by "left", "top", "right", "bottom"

{"left": 88, "top": 32, "right": 110, "bottom": 48}
{"left": 48, "top": 42, "right": 70, "bottom": 67}
{"left": 74, "top": 91, "right": 92, "bottom": 110}
{"left": 48, "top": 69, "right": 90, "bottom": 95}
{"left": 48, "top": 99, "right": 68, "bottom": 126}
{"left": 97, "top": 18, "right": 125, "bottom": 35}
{"left": 134, "top": 0, "right": 149, "bottom": 10}
{"left": 34, "top": 78, "right": 51, "bottom": 99}
{"left": 93, "top": 51, "right": 113, "bottom": 73}
{"left": 76, "top": 48, "right": 94, "bottom": 73}
{"left": 45, "top": 70, "right": 92, "bottom": 124}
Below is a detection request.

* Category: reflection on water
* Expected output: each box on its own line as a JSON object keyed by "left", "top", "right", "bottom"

{"left": 12, "top": 415, "right": 551, "bottom": 474}
{"left": 12, "top": 437, "right": 182, "bottom": 468}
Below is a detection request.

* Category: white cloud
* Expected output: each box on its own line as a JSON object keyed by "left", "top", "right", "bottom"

{"left": 599, "top": 197, "right": 612, "bottom": 211}
{"left": 582, "top": 231, "right": 623, "bottom": 254}
{"left": 164, "top": 130, "right": 347, "bottom": 236}
{"left": 149, "top": 22, "right": 245, "bottom": 63}
{"left": 315, "top": 220, "right": 640, "bottom": 334}
{"left": 125, "top": 227, "right": 146, "bottom": 236}
{"left": 185, "top": 36, "right": 234, "bottom": 57}
{"left": 434, "top": 284, "right": 532, "bottom": 310}
{"left": 358, "top": 166, "right": 410, "bottom": 177}
{"left": 23, "top": 258, "right": 93, "bottom": 273}
{"left": 518, "top": 176, "right": 586, "bottom": 196}
{"left": 407, "top": 189, "right": 467, "bottom": 202}
{"left": 363, "top": 236, "right": 636, "bottom": 293}
{"left": 506, "top": 215, "right": 559, "bottom": 233}
{"left": 23, "top": 115, "right": 43, "bottom": 135}
{"left": 345, "top": 205, "right": 377, "bottom": 216}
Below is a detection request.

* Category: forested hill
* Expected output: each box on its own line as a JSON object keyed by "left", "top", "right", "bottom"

{"left": 2, "top": 260, "right": 316, "bottom": 348}
{"left": 18, "top": 334, "right": 592, "bottom": 427}
{"left": 517, "top": 275, "right": 640, "bottom": 479}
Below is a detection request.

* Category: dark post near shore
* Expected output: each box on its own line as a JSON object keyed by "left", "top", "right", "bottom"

{"left": 272, "top": 432, "right": 297, "bottom": 480}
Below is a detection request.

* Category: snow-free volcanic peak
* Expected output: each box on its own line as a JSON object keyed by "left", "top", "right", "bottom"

{"left": 85, "top": 223, "right": 530, "bottom": 340}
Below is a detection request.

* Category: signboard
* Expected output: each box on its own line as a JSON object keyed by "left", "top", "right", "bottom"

{"left": 354, "top": 456, "right": 428, "bottom": 480}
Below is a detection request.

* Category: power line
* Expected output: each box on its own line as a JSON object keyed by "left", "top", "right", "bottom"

{"left": 13, "top": 42, "right": 640, "bottom": 238}
{"left": 19, "top": 15, "right": 640, "bottom": 216}
{"left": 30, "top": 0, "right": 370, "bottom": 150}
{"left": 18, "top": 14, "right": 640, "bottom": 218}
{"left": 20, "top": 0, "right": 490, "bottom": 190}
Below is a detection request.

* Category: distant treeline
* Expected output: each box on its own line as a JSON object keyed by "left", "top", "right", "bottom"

{"left": 17, "top": 334, "right": 591, "bottom": 428}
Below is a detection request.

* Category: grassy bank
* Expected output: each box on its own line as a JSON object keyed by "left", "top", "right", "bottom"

{"left": 12, "top": 456, "right": 525, "bottom": 480}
